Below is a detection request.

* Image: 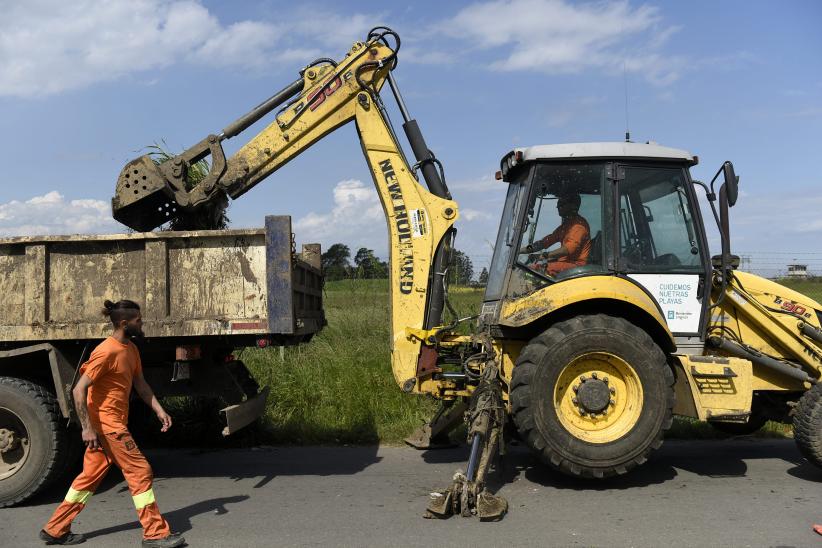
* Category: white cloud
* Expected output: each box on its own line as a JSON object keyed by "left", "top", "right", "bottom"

{"left": 461, "top": 208, "right": 495, "bottom": 221}
{"left": 294, "top": 180, "right": 387, "bottom": 252}
{"left": 0, "top": 191, "right": 119, "bottom": 236}
{"left": 441, "top": 0, "right": 683, "bottom": 85}
{"left": 0, "top": 1, "right": 381, "bottom": 98}
{"left": 286, "top": 12, "right": 382, "bottom": 51}
{"left": 401, "top": 48, "right": 456, "bottom": 66}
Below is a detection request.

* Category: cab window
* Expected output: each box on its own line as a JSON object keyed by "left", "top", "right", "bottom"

{"left": 618, "top": 166, "right": 702, "bottom": 271}
{"left": 507, "top": 162, "right": 607, "bottom": 296}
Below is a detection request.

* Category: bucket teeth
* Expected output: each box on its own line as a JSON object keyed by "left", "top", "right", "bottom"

{"left": 423, "top": 475, "right": 507, "bottom": 521}
{"left": 476, "top": 491, "right": 508, "bottom": 521}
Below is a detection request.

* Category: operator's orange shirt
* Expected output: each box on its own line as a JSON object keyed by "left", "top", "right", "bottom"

{"left": 80, "top": 337, "right": 142, "bottom": 434}
{"left": 538, "top": 214, "right": 591, "bottom": 274}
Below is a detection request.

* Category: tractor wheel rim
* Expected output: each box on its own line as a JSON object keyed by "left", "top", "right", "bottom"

{"left": 553, "top": 352, "right": 643, "bottom": 444}
{"left": 0, "top": 407, "right": 31, "bottom": 481}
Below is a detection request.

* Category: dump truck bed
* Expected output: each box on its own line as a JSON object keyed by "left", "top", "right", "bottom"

{"left": 0, "top": 215, "right": 323, "bottom": 345}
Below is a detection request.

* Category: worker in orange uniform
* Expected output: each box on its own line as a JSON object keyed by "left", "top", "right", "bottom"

{"left": 40, "top": 300, "right": 184, "bottom": 548}
{"left": 521, "top": 193, "right": 591, "bottom": 277}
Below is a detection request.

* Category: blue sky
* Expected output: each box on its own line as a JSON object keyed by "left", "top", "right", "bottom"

{"left": 1, "top": 0, "right": 820, "bottom": 276}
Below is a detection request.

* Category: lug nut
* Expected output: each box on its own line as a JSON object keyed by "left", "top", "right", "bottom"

{"left": 572, "top": 397, "right": 578, "bottom": 405}
{"left": 610, "top": 399, "right": 616, "bottom": 405}
{"left": 609, "top": 387, "right": 616, "bottom": 395}
{"left": 591, "top": 372, "right": 598, "bottom": 379}
{"left": 580, "top": 375, "right": 587, "bottom": 382}
{"left": 579, "top": 408, "right": 586, "bottom": 417}
{"left": 572, "top": 384, "right": 579, "bottom": 393}
{"left": 603, "top": 376, "right": 609, "bottom": 384}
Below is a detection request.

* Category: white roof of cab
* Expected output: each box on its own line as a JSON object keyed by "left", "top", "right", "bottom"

{"left": 516, "top": 142, "right": 695, "bottom": 164}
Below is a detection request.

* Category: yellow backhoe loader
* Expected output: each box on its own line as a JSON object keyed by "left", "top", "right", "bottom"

{"left": 112, "top": 27, "right": 822, "bottom": 520}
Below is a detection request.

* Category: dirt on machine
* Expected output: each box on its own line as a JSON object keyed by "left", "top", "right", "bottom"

{"left": 4, "top": 26, "right": 820, "bottom": 518}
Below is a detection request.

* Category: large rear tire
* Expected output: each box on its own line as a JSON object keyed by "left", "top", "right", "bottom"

{"left": 0, "top": 377, "right": 68, "bottom": 507}
{"left": 510, "top": 314, "right": 675, "bottom": 478}
{"left": 793, "top": 382, "right": 822, "bottom": 469}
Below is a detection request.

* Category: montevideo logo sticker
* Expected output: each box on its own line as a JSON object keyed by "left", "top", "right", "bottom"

{"left": 379, "top": 159, "right": 414, "bottom": 294}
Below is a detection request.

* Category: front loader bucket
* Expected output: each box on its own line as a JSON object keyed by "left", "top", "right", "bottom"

{"left": 112, "top": 155, "right": 176, "bottom": 231}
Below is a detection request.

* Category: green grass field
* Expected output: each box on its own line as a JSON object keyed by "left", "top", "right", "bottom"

{"left": 777, "top": 277, "right": 822, "bottom": 304}
{"left": 241, "top": 279, "right": 482, "bottom": 445}
{"left": 159, "top": 277, "right": 822, "bottom": 447}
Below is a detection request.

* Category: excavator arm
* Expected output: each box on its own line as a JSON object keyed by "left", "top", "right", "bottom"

{"left": 112, "top": 28, "right": 458, "bottom": 395}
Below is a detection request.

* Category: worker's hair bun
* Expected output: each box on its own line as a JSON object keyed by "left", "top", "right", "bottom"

{"left": 101, "top": 299, "right": 139, "bottom": 318}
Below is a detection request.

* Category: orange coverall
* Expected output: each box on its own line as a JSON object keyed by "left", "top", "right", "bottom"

{"left": 44, "top": 337, "right": 171, "bottom": 540}
{"left": 535, "top": 214, "right": 591, "bottom": 276}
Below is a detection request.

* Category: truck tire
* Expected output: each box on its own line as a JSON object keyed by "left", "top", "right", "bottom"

{"left": 0, "top": 377, "right": 68, "bottom": 507}
{"left": 510, "top": 314, "right": 674, "bottom": 478}
{"left": 793, "top": 382, "right": 822, "bottom": 469}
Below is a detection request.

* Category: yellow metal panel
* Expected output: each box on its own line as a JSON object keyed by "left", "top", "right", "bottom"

{"left": 355, "top": 98, "right": 458, "bottom": 390}
{"left": 495, "top": 340, "right": 524, "bottom": 388}
{"left": 498, "top": 275, "right": 674, "bottom": 347}
{"left": 712, "top": 271, "right": 822, "bottom": 376}
{"left": 676, "top": 355, "right": 752, "bottom": 421}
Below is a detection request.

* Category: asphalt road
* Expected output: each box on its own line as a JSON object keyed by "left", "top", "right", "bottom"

{"left": 2, "top": 439, "right": 821, "bottom": 547}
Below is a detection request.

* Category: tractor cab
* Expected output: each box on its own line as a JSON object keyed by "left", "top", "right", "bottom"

{"left": 484, "top": 142, "right": 718, "bottom": 339}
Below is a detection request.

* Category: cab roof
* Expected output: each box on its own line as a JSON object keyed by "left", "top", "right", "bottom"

{"left": 515, "top": 142, "right": 696, "bottom": 165}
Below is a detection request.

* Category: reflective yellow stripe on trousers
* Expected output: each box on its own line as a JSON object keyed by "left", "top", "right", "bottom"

{"left": 132, "top": 488, "right": 156, "bottom": 509}
{"left": 65, "top": 487, "right": 93, "bottom": 505}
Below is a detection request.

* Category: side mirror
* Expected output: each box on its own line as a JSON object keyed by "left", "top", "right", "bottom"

{"left": 722, "top": 161, "right": 739, "bottom": 207}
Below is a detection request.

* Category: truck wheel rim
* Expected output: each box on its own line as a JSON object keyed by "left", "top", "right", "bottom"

{"left": 553, "top": 352, "right": 644, "bottom": 444}
{"left": 0, "top": 407, "right": 31, "bottom": 481}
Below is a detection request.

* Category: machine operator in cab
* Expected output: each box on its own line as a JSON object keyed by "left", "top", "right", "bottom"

{"left": 520, "top": 193, "right": 591, "bottom": 277}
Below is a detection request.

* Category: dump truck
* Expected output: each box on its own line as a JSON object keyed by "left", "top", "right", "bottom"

{"left": 0, "top": 216, "right": 324, "bottom": 506}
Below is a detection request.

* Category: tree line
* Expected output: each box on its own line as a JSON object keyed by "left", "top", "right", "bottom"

{"left": 321, "top": 244, "right": 487, "bottom": 286}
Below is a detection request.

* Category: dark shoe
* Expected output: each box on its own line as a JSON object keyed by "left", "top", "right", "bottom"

{"left": 39, "top": 529, "right": 86, "bottom": 545}
{"left": 142, "top": 533, "right": 186, "bottom": 547}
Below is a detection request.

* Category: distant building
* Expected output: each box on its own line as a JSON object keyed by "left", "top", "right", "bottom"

{"left": 787, "top": 264, "right": 809, "bottom": 278}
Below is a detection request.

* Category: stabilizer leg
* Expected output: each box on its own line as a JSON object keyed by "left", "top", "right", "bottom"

{"left": 405, "top": 399, "right": 468, "bottom": 449}
{"left": 424, "top": 363, "right": 508, "bottom": 521}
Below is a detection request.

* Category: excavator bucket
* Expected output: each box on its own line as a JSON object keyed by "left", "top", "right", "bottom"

{"left": 424, "top": 365, "right": 508, "bottom": 521}
{"left": 112, "top": 155, "right": 177, "bottom": 231}
{"left": 112, "top": 135, "right": 227, "bottom": 232}
{"left": 424, "top": 472, "right": 507, "bottom": 521}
